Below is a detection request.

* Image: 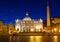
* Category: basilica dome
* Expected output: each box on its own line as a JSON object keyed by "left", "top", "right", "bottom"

{"left": 23, "top": 12, "right": 31, "bottom": 21}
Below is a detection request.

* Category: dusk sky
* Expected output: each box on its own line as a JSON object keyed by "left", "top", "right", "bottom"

{"left": 0, "top": 0, "right": 60, "bottom": 25}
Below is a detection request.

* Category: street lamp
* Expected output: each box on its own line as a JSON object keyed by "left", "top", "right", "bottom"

{"left": 54, "top": 28, "right": 57, "bottom": 32}
{"left": 30, "top": 28, "right": 34, "bottom": 32}
{"left": 59, "top": 29, "right": 60, "bottom": 33}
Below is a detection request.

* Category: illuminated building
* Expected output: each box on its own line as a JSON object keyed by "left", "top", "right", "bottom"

{"left": 51, "top": 18, "right": 60, "bottom": 33}
{"left": 0, "top": 21, "right": 15, "bottom": 35}
{"left": 0, "top": 21, "right": 8, "bottom": 35}
{"left": 52, "top": 18, "right": 60, "bottom": 24}
{"left": 0, "top": 21, "right": 4, "bottom": 34}
{"left": 8, "top": 23, "right": 15, "bottom": 34}
{"left": 3, "top": 25, "right": 8, "bottom": 34}
{"left": 15, "top": 12, "right": 43, "bottom": 33}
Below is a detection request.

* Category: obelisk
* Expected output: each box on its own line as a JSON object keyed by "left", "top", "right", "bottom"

{"left": 47, "top": 2, "right": 50, "bottom": 27}
{"left": 46, "top": 2, "right": 51, "bottom": 32}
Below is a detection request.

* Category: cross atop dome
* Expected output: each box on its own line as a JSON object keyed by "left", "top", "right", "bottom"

{"left": 25, "top": 12, "right": 29, "bottom": 17}
{"left": 23, "top": 12, "right": 31, "bottom": 21}
{"left": 26, "top": 12, "right": 29, "bottom": 16}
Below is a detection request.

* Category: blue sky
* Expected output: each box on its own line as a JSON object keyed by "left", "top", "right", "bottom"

{"left": 0, "top": 0, "right": 60, "bottom": 24}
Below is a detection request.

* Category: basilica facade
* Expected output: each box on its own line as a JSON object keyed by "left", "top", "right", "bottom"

{"left": 15, "top": 12, "right": 43, "bottom": 33}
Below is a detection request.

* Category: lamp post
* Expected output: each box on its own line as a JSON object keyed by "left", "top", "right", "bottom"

{"left": 54, "top": 28, "right": 57, "bottom": 33}
{"left": 30, "top": 28, "right": 34, "bottom": 32}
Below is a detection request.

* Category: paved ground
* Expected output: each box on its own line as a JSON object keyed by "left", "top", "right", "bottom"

{"left": 13, "top": 32, "right": 54, "bottom": 36}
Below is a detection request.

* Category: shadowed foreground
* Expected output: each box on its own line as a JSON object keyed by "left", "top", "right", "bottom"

{"left": 0, "top": 36, "right": 60, "bottom": 42}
